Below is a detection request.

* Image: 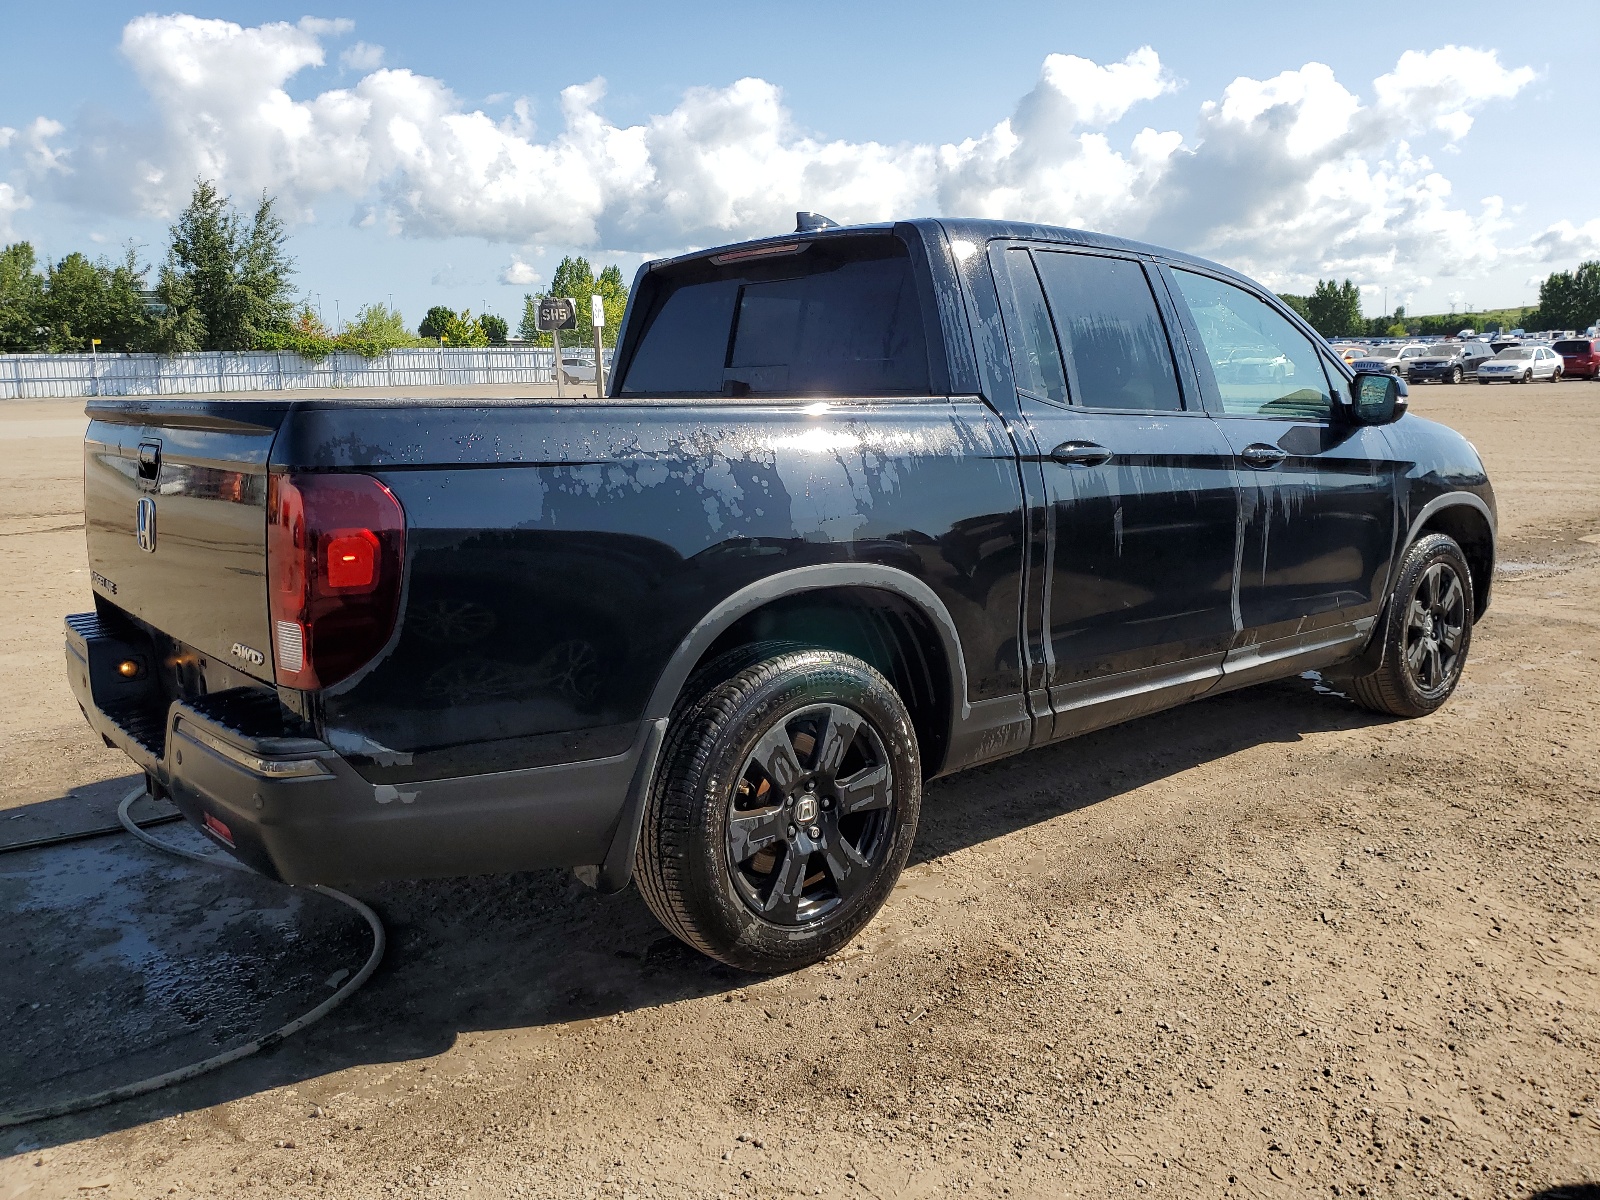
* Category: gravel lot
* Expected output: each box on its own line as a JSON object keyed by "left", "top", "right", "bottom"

{"left": 1, "top": 383, "right": 1597, "bottom": 1199}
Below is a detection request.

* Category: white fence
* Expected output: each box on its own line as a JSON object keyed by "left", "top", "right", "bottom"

{"left": 0, "top": 347, "right": 614, "bottom": 399}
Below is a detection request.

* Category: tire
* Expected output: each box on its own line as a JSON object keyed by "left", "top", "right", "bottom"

{"left": 1550, "top": 367, "right": 1561, "bottom": 384}
{"left": 1478, "top": 377, "right": 1490, "bottom": 385}
{"left": 1347, "top": 533, "right": 1474, "bottom": 718}
{"left": 1521, "top": 370, "right": 1533, "bottom": 384}
{"left": 1449, "top": 365, "right": 1463, "bottom": 385}
{"left": 635, "top": 648, "right": 922, "bottom": 973}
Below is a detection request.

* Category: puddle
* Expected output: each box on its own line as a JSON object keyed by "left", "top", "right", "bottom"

{"left": 0, "top": 826, "right": 370, "bottom": 1115}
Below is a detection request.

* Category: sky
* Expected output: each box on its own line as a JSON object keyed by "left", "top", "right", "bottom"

{"left": 2, "top": 0, "right": 1597, "bottom": 329}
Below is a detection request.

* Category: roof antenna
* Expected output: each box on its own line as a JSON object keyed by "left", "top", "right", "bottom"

{"left": 795, "top": 212, "right": 839, "bottom": 233}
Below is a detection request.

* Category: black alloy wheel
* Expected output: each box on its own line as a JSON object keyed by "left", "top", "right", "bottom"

{"left": 1345, "top": 533, "right": 1474, "bottom": 718}
{"left": 726, "top": 702, "right": 894, "bottom": 925}
{"left": 1401, "top": 561, "right": 1468, "bottom": 694}
{"left": 635, "top": 647, "right": 921, "bottom": 972}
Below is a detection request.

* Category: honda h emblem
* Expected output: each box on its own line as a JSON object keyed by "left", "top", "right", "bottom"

{"left": 135, "top": 496, "right": 157, "bottom": 552}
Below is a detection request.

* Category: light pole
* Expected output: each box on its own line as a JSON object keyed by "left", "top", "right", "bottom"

{"left": 334, "top": 299, "right": 341, "bottom": 332}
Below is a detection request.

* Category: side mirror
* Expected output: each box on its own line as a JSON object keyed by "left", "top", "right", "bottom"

{"left": 1348, "top": 371, "right": 1408, "bottom": 424}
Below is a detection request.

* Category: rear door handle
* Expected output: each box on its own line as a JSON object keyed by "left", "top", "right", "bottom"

{"left": 1049, "top": 441, "right": 1113, "bottom": 467}
{"left": 1239, "top": 443, "right": 1288, "bottom": 469}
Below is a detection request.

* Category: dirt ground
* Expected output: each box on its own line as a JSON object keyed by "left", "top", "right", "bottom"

{"left": 0, "top": 383, "right": 1597, "bottom": 1200}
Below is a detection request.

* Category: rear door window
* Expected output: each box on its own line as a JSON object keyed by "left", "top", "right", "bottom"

{"left": 995, "top": 248, "right": 1069, "bottom": 404}
{"left": 619, "top": 239, "right": 931, "bottom": 396}
{"left": 1169, "top": 269, "right": 1336, "bottom": 419}
{"left": 1033, "top": 251, "right": 1184, "bottom": 412}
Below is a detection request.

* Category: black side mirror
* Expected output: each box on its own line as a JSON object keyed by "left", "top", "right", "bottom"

{"left": 1349, "top": 371, "right": 1408, "bottom": 424}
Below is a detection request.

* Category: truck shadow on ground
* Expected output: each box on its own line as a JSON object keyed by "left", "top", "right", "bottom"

{"left": 5, "top": 673, "right": 1382, "bottom": 1153}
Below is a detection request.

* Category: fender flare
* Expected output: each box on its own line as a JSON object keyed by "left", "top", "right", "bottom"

{"left": 1334, "top": 491, "right": 1497, "bottom": 682}
{"left": 584, "top": 563, "right": 970, "bottom": 895}
{"left": 1403, "top": 491, "right": 1496, "bottom": 556}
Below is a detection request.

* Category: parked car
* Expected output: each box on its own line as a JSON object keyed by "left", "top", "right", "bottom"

{"left": 1553, "top": 337, "right": 1600, "bottom": 380}
{"left": 1351, "top": 343, "right": 1430, "bottom": 378}
{"left": 1477, "top": 345, "right": 1563, "bottom": 384}
{"left": 559, "top": 355, "right": 597, "bottom": 385}
{"left": 66, "top": 217, "right": 1497, "bottom": 972}
{"left": 1406, "top": 341, "right": 1497, "bottom": 384}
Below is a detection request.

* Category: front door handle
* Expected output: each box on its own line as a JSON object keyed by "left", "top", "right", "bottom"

{"left": 1239, "top": 443, "right": 1288, "bottom": 469}
{"left": 1049, "top": 440, "right": 1113, "bottom": 467}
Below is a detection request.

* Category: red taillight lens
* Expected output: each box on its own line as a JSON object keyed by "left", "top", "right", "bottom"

{"left": 267, "top": 473, "right": 405, "bottom": 690}
{"left": 324, "top": 530, "right": 380, "bottom": 590}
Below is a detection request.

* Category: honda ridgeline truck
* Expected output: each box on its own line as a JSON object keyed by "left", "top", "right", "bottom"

{"left": 68, "top": 217, "right": 1496, "bottom": 972}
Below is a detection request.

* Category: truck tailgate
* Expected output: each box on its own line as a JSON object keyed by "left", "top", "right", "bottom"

{"left": 84, "top": 401, "right": 289, "bottom": 683}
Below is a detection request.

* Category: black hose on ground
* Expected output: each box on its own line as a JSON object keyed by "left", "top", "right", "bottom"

{"left": 0, "top": 786, "right": 385, "bottom": 1129}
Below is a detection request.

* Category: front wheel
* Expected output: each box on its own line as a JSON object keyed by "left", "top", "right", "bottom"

{"left": 1521, "top": 370, "right": 1533, "bottom": 384}
{"left": 1449, "top": 365, "right": 1463, "bottom": 385}
{"left": 635, "top": 648, "right": 922, "bottom": 973}
{"left": 1346, "top": 533, "right": 1474, "bottom": 718}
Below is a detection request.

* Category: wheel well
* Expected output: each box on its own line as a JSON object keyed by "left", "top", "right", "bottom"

{"left": 695, "top": 587, "right": 954, "bottom": 778}
{"left": 1419, "top": 504, "right": 1494, "bottom": 619}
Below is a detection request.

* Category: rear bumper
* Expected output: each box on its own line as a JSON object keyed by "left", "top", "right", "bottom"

{"left": 66, "top": 611, "right": 647, "bottom": 885}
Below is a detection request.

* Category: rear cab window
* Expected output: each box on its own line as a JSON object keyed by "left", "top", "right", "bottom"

{"left": 617, "top": 236, "right": 932, "bottom": 397}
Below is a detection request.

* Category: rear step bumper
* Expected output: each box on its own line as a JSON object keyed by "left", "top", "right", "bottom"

{"left": 65, "top": 612, "right": 652, "bottom": 885}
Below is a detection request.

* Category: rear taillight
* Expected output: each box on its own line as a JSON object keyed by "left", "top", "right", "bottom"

{"left": 267, "top": 473, "right": 405, "bottom": 690}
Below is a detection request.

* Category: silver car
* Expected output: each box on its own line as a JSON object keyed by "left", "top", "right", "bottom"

{"left": 1352, "top": 343, "right": 1430, "bottom": 379}
{"left": 1476, "top": 345, "right": 1563, "bottom": 384}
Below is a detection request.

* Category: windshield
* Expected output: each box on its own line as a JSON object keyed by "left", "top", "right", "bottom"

{"left": 1426, "top": 344, "right": 1457, "bottom": 355}
{"left": 618, "top": 236, "right": 930, "bottom": 397}
{"left": 1363, "top": 347, "right": 1401, "bottom": 360}
{"left": 1495, "top": 348, "right": 1533, "bottom": 360}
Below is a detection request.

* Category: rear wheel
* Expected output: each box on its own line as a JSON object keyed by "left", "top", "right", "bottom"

{"left": 635, "top": 648, "right": 922, "bottom": 973}
{"left": 1550, "top": 367, "right": 1562, "bottom": 383}
{"left": 1347, "top": 533, "right": 1473, "bottom": 718}
{"left": 1449, "top": 365, "right": 1463, "bottom": 384}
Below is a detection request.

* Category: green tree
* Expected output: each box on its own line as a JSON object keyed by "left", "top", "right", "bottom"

{"left": 1533, "top": 261, "right": 1600, "bottom": 331}
{"left": 1305, "top": 279, "right": 1363, "bottom": 338}
{"left": 424, "top": 308, "right": 489, "bottom": 347}
{"left": 0, "top": 242, "right": 46, "bottom": 351}
{"left": 480, "top": 313, "right": 508, "bottom": 345}
{"left": 1276, "top": 293, "right": 1311, "bottom": 322}
{"left": 161, "top": 179, "right": 296, "bottom": 350}
{"left": 419, "top": 305, "right": 455, "bottom": 341}
{"left": 344, "top": 303, "right": 414, "bottom": 350}
{"left": 42, "top": 246, "right": 152, "bottom": 352}
{"left": 518, "top": 256, "right": 629, "bottom": 347}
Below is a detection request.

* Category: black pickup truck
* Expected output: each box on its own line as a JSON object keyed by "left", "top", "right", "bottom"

{"left": 68, "top": 217, "right": 1496, "bottom": 972}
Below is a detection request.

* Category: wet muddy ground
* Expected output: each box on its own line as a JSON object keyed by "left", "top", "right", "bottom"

{"left": 0, "top": 384, "right": 1597, "bottom": 1199}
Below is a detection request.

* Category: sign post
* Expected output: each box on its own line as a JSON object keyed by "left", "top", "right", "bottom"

{"left": 591, "top": 293, "right": 607, "bottom": 397}
{"left": 535, "top": 297, "right": 578, "bottom": 398}
{"left": 90, "top": 337, "right": 101, "bottom": 397}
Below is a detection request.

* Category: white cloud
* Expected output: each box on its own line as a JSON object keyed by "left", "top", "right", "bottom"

{"left": 0, "top": 181, "right": 29, "bottom": 240}
{"left": 4, "top": 17, "right": 1590, "bottom": 296}
{"left": 1526, "top": 218, "right": 1600, "bottom": 263}
{"left": 340, "top": 41, "right": 384, "bottom": 71}
{"left": 500, "top": 257, "right": 540, "bottom": 285}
